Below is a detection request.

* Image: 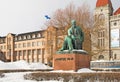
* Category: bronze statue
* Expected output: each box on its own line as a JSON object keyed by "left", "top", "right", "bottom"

{"left": 59, "top": 20, "right": 84, "bottom": 51}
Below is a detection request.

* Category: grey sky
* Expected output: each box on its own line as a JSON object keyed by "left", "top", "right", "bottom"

{"left": 0, "top": 0, "right": 120, "bottom": 36}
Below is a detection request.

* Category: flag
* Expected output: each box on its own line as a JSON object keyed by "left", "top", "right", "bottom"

{"left": 45, "top": 15, "right": 51, "bottom": 19}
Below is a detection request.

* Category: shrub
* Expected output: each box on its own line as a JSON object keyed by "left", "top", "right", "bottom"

{"left": 0, "top": 73, "right": 5, "bottom": 78}
{"left": 24, "top": 72, "right": 120, "bottom": 82}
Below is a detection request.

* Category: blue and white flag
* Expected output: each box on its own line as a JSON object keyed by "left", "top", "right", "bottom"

{"left": 45, "top": 15, "right": 51, "bottom": 19}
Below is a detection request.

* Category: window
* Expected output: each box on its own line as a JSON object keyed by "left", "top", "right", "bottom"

{"left": 98, "top": 38, "right": 105, "bottom": 47}
{"left": 18, "top": 36, "right": 22, "bottom": 40}
{"left": 15, "top": 37, "right": 17, "bottom": 41}
{"left": 111, "top": 29, "right": 120, "bottom": 47}
{"left": 98, "top": 39, "right": 100, "bottom": 47}
{"left": 0, "top": 46, "right": 3, "bottom": 49}
{"left": 114, "top": 54, "right": 117, "bottom": 59}
{"left": 98, "top": 31, "right": 105, "bottom": 47}
{"left": 28, "top": 50, "right": 31, "bottom": 55}
{"left": 37, "top": 49, "right": 41, "bottom": 55}
{"left": 0, "top": 39, "right": 1, "bottom": 43}
{"left": 37, "top": 33, "right": 41, "bottom": 37}
{"left": 99, "top": 14, "right": 105, "bottom": 19}
{"left": 37, "top": 41, "right": 41, "bottom": 46}
{"left": 19, "top": 51, "right": 22, "bottom": 55}
{"left": 27, "top": 35, "right": 31, "bottom": 39}
{"left": 18, "top": 43, "right": 22, "bottom": 48}
{"left": 15, "top": 44, "right": 17, "bottom": 48}
{"left": 23, "top": 50, "right": 26, "bottom": 55}
{"left": 23, "top": 43, "right": 26, "bottom": 48}
{"left": 14, "top": 51, "right": 17, "bottom": 56}
{"left": 98, "top": 55, "right": 104, "bottom": 60}
{"left": 32, "top": 49, "right": 36, "bottom": 55}
{"left": 23, "top": 36, "right": 26, "bottom": 39}
{"left": 27, "top": 42, "right": 31, "bottom": 47}
{"left": 32, "top": 34, "right": 36, "bottom": 38}
{"left": 32, "top": 42, "right": 36, "bottom": 47}
{"left": 114, "top": 22, "right": 117, "bottom": 26}
{"left": 4, "top": 39, "right": 5, "bottom": 43}
{"left": 98, "top": 31, "right": 105, "bottom": 37}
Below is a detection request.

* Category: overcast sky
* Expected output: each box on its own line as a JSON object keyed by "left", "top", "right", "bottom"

{"left": 0, "top": 0, "right": 120, "bottom": 36}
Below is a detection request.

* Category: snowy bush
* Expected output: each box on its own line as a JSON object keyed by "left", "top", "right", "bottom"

{"left": 24, "top": 72, "right": 120, "bottom": 82}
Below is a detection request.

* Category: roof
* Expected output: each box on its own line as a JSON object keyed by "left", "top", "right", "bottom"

{"left": 114, "top": 7, "right": 120, "bottom": 15}
{"left": 96, "top": 0, "right": 113, "bottom": 9}
{"left": 17, "top": 30, "right": 45, "bottom": 36}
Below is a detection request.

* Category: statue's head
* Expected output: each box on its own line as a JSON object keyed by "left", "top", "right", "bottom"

{"left": 71, "top": 20, "right": 76, "bottom": 27}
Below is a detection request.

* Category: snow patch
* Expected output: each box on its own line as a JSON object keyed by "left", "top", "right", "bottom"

{"left": 0, "top": 72, "right": 60, "bottom": 82}
{"left": 29, "top": 62, "right": 53, "bottom": 70}
{"left": 51, "top": 70, "right": 75, "bottom": 73}
{"left": 0, "top": 60, "right": 52, "bottom": 70}
{"left": 77, "top": 68, "right": 95, "bottom": 73}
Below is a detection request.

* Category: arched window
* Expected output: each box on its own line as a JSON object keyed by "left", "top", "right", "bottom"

{"left": 98, "top": 14, "right": 105, "bottom": 21}
{"left": 98, "top": 55, "right": 104, "bottom": 60}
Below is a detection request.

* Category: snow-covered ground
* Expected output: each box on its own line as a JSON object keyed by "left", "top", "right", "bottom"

{"left": 0, "top": 68, "right": 95, "bottom": 82}
{"left": 77, "top": 68, "right": 96, "bottom": 73}
{"left": 51, "top": 68, "right": 95, "bottom": 73}
{"left": 0, "top": 72, "right": 61, "bottom": 82}
{"left": 0, "top": 60, "right": 52, "bottom": 70}
{"left": 0, "top": 60, "right": 96, "bottom": 82}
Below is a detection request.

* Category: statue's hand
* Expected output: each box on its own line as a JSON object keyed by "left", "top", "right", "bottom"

{"left": 71, "top": 35, "right": 75, "bottom": 39}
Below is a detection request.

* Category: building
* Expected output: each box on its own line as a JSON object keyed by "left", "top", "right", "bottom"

{"left": 0, "top": 30, "right": 47, "bottom": 63}
{"left": 92, "top": 0, "right": 120, "bottom": 60}
{"left": 0, "top": 26, "right": 59, "bottom": 65}
{"left": 1, "top": 0, "right": 119, "bottom": 63}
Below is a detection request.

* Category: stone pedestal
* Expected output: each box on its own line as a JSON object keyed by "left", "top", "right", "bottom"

{"left": 53, "top": 50, "right": 91, "bottom": 71}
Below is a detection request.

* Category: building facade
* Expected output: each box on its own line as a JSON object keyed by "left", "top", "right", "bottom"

{"left": 0, "top": 31, "right": 47, "bottom": 63}
{"left": 92, "top": 0, "right": 120, "bottom": 60}
{"left": 0, "top": 26, "right": 59, "bottom": 65}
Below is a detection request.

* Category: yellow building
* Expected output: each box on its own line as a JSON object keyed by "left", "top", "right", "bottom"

{"left": 0, "top": 26, "right": 59, "bottom": 65}
{"left": 0, "top": 30, "right": 47, "bottom": 63}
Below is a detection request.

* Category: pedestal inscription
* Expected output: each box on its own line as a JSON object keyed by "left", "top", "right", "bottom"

{"left": 53, "top": 53, "right": 91, "bottom": 71}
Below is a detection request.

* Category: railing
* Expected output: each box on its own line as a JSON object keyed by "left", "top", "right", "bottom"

{"left": 91, "top": 60, "right": 120, "bottom": 71}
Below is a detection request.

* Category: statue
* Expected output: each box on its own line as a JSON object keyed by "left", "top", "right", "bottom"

{"left": 59, "top": 20, "right": 84, "bottom": 51}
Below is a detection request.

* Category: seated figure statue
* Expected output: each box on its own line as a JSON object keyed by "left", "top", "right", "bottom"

{"left": 59, "top": 20, "right": 84, "bottom": 51}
